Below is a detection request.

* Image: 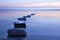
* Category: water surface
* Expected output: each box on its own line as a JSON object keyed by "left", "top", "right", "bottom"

{"left": 0, "top": 10, "right": 60, "bottom": 40}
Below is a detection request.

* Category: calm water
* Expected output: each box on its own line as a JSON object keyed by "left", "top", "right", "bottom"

{"left": 0, "top": 10, "right": 60, "bottom": 40}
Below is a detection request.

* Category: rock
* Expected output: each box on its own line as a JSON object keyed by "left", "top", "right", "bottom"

{"left": 31, "top": 14, "right": 35, "bottom": 16}
{"left": 27, "top": 15, "right": 31, "bottom": 17}
{"left": 23, "top": 16, "right": 29, "bottom": 18}
{"left": 7, "top": 28, "right": 26, "bottom": 37}
{"left": 23, "top": 14, "right": 35, "bottom": 18}
{"left": 14, "top": 22, "right": 26, "bottom": 29}
{"left": 18, "top": 17, "right": 26, "bottom": 21}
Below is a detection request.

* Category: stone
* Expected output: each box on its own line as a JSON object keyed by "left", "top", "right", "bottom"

{"left": 31, "top": 14, "right": 35, "bottom": 16}
{"left": 18, "top": 17, "right": 26, "bottom": 21}
{"left": 7, "top": 28, "right": 26, "bottom": 37}
{"left": 14, "top": 22, "right": 26, "bottom": 29}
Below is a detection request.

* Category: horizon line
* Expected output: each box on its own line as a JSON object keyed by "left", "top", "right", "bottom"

{"left": 0, "top": 7, "right": 60, "bottom": 9}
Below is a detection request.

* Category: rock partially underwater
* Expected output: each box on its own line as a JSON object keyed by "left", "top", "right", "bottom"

{"left": 14, "top": 22, "right": 26, "bottom": 29}
{"left": 7, "top": 28, "right": 27, "bottom": 37}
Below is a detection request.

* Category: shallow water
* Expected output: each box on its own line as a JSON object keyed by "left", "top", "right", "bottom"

{"left": 0, "top": 10, "right": 60, "bottom": 40}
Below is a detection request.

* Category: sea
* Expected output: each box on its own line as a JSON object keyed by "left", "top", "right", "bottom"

{"left": 0, "top": 8, "right": 60, "bottom": 40}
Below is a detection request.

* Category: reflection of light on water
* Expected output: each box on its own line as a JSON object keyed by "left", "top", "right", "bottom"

{"left": 35, "top": 11, "right": 60, "bottom": 18}
{"left": 0, "top": 11, "right": 33, "bottom": 20}
{"left": 38, "top": 13, "right": 60, "bottom": 18}
{"left": 0, "top": 11, "right": 60, "bottom": 20}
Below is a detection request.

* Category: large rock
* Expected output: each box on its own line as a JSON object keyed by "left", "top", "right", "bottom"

{"left": 7, "top": 28, "right": 26, "bottom": 37}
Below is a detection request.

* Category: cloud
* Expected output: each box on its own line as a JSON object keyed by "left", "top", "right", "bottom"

{"left": 19, "top": 2, "right": 60, "bottom": 7}
{"left": 0, "top": 2, "right": 60, "bottom": 8}
{"left": 0, "top": 0, "right": 60, "bottom": 7}
{"left": 0, "top": 0, "right": 60, "bottom": 4}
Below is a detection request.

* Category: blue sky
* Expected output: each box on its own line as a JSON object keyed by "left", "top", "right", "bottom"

{"left": 0, "top": 0, "right": 60, "bottom": 4}
{"left": 0, "top": 0, "right": 60, "bottom": 8}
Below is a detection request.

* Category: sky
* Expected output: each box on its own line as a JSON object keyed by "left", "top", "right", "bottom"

{"left": 0, "top": 0, "right": 60, "bottom": 8}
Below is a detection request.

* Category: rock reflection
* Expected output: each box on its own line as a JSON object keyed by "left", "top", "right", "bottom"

{"left": 7, "top": 37, "right": 26, "bottom": 40}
